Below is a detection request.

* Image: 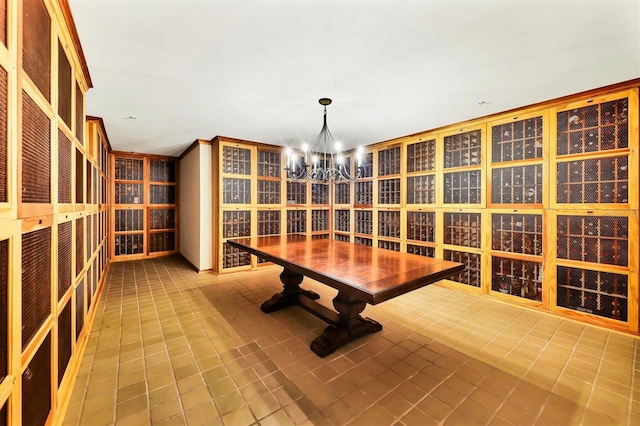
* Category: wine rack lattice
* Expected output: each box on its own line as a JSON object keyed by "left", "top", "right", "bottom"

{"left": 286, "top": 182, "right": 306, "bottom": 204}
{"left": 378, "top": 210, "right": 400, "bottom": 238}
{"left": 444, "top": 170, "right": 481, "bottom": 204}
{"left": 492, "top": 214, "right": 542, "bottom": 255}
{"left": 492, "top": 164, "right": 543, "bottom": 204}
{"left": 444, "top": 250, "right": 481, "bottom": 287}
{"left": 557, "top": 98, "right": 628, "bottom": 156}
{"left": 557, "top": 266, "right": 627, "bottom": 321}
{"left": 557, "top": 156, "right": 628, "bottom": 204}
{"left": 492, "top": 256, "right": 542, "bottom": 301}
{"left": 557, "top": 215, "right": 628, "bottom": 266}
{"left": 407, "top": 139, "right": 436, "bottom": 173}
{"left": 378, "top": 146, "right": 401, "bottom": 176}
{"left": 492, "top": 116, "right": 543, "bottom": 163}
{"left": 223, "top": 178, "right": 251, "bottom": 204}
{"left": 407, "top": 211, "right": 435, "bottom": 242}
{"left": 444, "top": 130, "right": 481, "bottom": 168}
{"left": 407, "top": 175, "right": 435, "bottom": 204}
{"left": 444, "top": 212, "right": 481, "bottom": 249}
{"left": 286, "top": 210, "right": 306, "bottom": 233}
{"left": 355, "top": 210, "right": 373, "bottom": 235}
{"left": 223, "top": 146, "right": 251, "bottom": 175}
{"left": 258, "top": 210, "right": 280, "bottom": 236}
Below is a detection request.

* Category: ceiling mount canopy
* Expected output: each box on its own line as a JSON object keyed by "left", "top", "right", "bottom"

{"left": 285, "top": 98, "right": 363, "bottom": 183}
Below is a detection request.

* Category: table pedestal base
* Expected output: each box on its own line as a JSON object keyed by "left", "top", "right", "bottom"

{"left": 260, "top": 269, "right": 320, "bottom": 313}
{"left": 262, "top": 268, "right": 383, "bottom": 357}
{"left": 310, "top": 317, "right": 382, "bottom": 358}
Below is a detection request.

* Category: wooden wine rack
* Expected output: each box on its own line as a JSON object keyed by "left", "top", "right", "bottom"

{"left": 111, "top": 154, "right": 178, "bottom": 259}
{"left": 203, "top": 83, "right": 639, "bottom": 336}
{"left": 0, "top": 1, "right": 111, "bottom": 421}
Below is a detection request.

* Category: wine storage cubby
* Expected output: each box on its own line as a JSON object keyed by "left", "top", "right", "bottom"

{"left": 492, "top": 116, "right": 544, "bottom": 162}
{"left": 355, "top": 237, "right": 373, "bottom": 246}
{"left": 223, "top": 210, "right": 251, "bottom": 238}
{"left": 557, "top": 215, "right": 628, "bottom": 266}
{"left": 312, "top": 210, "right": 329, "bottom": 232}
{"left": 407, "top": 211, "right": 435, "bottom": 243}
{"left": 115, "top": 209, "right": 144, "bottom": 232}
{"left": 222, "top": 145, "right": 251, "bottom": 175}
{"left": 150, "top": 184, "right": 176, "bottom": 204}
{"left": 286, "top": 210, "right": 306, "bottom": 233}
{"left": 444, "top": 250, "right": 482, "bottom": 287}
{"left": 312, "top": 183, "right": 329, "bottom": 204}
{"left": 149, "top": 208, "right": 175, "bottom": 230}
{"left": 556, "top": 155, "right": 628, "bottom": 204}
{"left": 407, "top": 175, "right": 435, "bottom": 204}
{"left": 444, "top": 130, "right": 482, "bottom": 168}
{"left": 492, "top": 213, "right": 542, "bottom": 255}
{"left": 556, "top": 98, "right": 628, "bottom": 155}
{"left": 378, "top": 145, "right": 401, "bottom": 176}
{"left": 334, "top": 234, "right": 350, "bottom": 242}
{"left": 355, "top": 180, "right": 373, "bottom": 205}
{"left": 492, "top": 257, "right": 542, "bottom": 301}
{"left": 334, "top": 182, "right": 350, "bottom": 205}
{"left": 443, "top": 170, "right": 482, "bottom": 204}
{"left": 378, "top": 178, "right": 400, "bottom": 204}
{"left": 114, "top": 183, "right": 143, "bottom": 204}
{"left": 222, "top": 243, "right": 251, "bottom": 269}
{"left": 407, "top": 244, "right": 435, "bottom": 258}
{"left": 257, "top": 148, "right": 280, "bottom": 177}
{"left": 114, "top": 234, "right": 144, "bottom": 256}
{"left": 257, "top": 180, "right": 280, "bottom": 204}
{"left": 257, "top": 210, "right": 281, "bottom": 236}
{"left": 444, "top": 212, "right": 481, "bottom": 249}
{"left": 491, "top": 164, "right": 543, "bottom": 204}
{"left": 378, "top": 210, "right": 400, "bottom": 238}
{"left": 223, "top": 178, "right": 251, "bottom": 204}
{"left": 360, "top": 152, "right": 374, "bottom": 178}
{"left": 286, "top": 181, "right": 306, "bottom": 204}
{"left": 149, "top": 232, "right": 175, "bottom": 253}
{"left": 114, "top": 157, "right": 143, "bottom": 180}
{"left": 407, "top": 139, "right": 436, "bottom": 172}
{"left": 355, "top": 210, "right": 373, "bottom": 235}
{"left": 150, "top": 159, "right": 176, "bottom": 182}
{"left": 335, "top": 210, "right": 350, "bottom": 233}
{"left": 557, "top": 266, "right": 628, "bottom": 321}
{"left": 378, "top": 240, "right": 400, "bottom": 251}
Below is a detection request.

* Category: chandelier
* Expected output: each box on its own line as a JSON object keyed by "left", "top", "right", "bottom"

{"left": 284, "top": 98, "right": 363, "bottom": 183}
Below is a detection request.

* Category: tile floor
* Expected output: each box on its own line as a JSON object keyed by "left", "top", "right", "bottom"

{"left": 63, "top": 255, "right": 640, "bottom": 425}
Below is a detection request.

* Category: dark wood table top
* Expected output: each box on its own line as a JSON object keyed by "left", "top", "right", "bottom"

{"left": 228, "top": 234, "right": 464, "bottom": 305}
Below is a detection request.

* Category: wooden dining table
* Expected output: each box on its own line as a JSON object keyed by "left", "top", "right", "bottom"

{"left": 228, "top": 234, "right": 465, "bottom": 357}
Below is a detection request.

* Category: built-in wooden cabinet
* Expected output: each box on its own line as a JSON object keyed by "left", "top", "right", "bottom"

{"left": 208, "top": 83, "right": 639, "bottom": 335}
{"left": 110, "top": 153, "right": 178, "bottom": 259}
{"left": 215, "top": 139, "right": 287, "bottom": 272}
{"left": 547, "top": 91, "right": 637, "bottom": 326}
{"left": 0, "top": 1, "right": 110, "bottom": 423}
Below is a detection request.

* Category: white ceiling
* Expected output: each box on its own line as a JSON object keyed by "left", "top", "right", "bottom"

{"left": 68, "top": 0, "right": 640, "bottom": 157}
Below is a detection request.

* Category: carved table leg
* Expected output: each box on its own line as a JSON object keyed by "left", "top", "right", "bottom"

{"left": 260, "top": 268, "right": 319, "bottom": 313}
{"left": 310, "top": 291, "right": 382, "bottom": 357}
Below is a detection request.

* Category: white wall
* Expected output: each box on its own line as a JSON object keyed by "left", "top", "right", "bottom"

{"left": 179, "top": 142, "right": 213, "bottom": 271}
{"left": 198, "top": 143, "right": 212, "bottom": 270}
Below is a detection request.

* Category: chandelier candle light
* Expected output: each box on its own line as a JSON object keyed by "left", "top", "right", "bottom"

{"left": 285, "top": 98, "right": 364, "bottom": 183}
